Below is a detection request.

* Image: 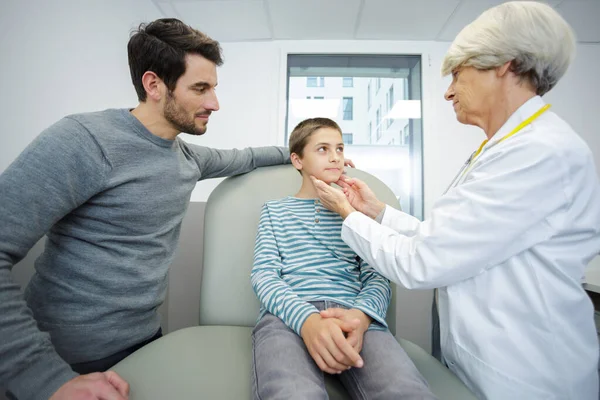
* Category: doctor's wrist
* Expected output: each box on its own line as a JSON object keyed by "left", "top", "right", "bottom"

{"left": 339, "top": 203, "right": 356, "bottom": 220}
{"left": 365, "top": 201, "right": 386, "bottom": 220}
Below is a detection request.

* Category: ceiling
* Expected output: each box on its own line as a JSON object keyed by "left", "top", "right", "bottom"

{"left": 150, "top": 0, "right": 600, "bottom": 43}
{"left": 2, "top": 0, "right": 597, "bottom": 44}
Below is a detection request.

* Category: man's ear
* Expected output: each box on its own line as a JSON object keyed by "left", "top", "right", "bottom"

{"left": 290, "top": 153, "right": 303, "bottom": 171}
{"left": 141, "top": 71, "right": 164, "bottom": 102}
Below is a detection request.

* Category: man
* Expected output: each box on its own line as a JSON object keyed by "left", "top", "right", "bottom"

{"left": 0, "top": 18, "right": 290, "bottom": 400}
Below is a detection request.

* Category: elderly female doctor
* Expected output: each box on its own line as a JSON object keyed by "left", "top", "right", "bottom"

{"left": 312, "top": 2, "right": 600, "bottom": 399}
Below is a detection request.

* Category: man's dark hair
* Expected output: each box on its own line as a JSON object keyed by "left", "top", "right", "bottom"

{"left": 128, "top": 18, "right": 223, "bottom": 102}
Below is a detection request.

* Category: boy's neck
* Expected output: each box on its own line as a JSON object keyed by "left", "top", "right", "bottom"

{"left": 294, "top": 176, "right": 320, "bottom": 199}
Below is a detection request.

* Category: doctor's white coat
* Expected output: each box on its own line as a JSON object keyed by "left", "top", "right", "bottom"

{"left": 342, "top": 96, "right": 600, "bottom": 399}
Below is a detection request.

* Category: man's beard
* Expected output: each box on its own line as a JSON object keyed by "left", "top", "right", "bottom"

{"left": 163, "top": 91, "right": 208, "bottom": 136}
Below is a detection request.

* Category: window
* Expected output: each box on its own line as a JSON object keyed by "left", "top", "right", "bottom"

{"left": 376, "top": 106, "right": 381, "bottom": 140}
{"left": 387, "top": 85, "right": 394, "bottom": 128}
{"left": 287, "top": 54, "right": 424, "bottom": 219}
{"left": 385, "top": 92, "right": 389, "bottom": 113}
{"left": 306, "top": 77, "right": 325, "bottom": 87}
{"left": 343, "top": 97, "right": 353, "bottom": 120}
{"left": 402, "top": 125, "right": 410, "bottom": 146}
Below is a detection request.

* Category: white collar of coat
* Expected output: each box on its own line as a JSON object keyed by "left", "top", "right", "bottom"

{"left": 482, "top": 95, "right": 546, "bottom": 150}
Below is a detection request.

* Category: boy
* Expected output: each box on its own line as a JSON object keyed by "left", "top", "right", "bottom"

{"left": 251, "top": 118, "right": 437, "bottom": 399}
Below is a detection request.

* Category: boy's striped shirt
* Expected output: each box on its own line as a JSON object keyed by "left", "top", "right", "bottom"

{"left": 251, "top": 196, "right": 391, "bottom": 335}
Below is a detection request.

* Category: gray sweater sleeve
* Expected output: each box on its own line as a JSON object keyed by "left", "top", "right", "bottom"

{"left": 182, "top": 143, "right": 290, "bottom": 179}
{"left": 0, "top": 117, "right": 110, "bottom": 400}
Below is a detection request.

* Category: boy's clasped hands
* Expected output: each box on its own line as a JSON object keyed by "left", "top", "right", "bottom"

{"left": 300, "top": 307, "right": 372, "bottom": 374}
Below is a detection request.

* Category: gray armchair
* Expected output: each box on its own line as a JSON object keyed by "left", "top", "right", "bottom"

{"left": 112, "top": 165, "right": 475, "bottom": 399}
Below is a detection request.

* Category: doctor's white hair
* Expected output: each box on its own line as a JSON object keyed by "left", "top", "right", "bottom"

{"left": 441, "top": 1, "right": 576, "bottom": 95}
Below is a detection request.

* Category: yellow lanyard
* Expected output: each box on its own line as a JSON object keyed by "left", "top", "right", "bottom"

{"left": 460, "top": 103, "right": 551, "bottom": 178}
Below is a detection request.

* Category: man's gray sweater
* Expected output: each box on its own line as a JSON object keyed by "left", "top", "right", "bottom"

{"left": 0, "top": 108, "right": 289, "bottom": 399}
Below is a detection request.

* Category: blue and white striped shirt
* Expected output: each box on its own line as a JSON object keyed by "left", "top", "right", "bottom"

{"left": 251, "top": 196, "right": 391, "bottom": 335}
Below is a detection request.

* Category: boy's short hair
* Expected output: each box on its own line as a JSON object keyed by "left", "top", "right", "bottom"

{"left": 289, "top": 118, "right": 342, "bottom": 158}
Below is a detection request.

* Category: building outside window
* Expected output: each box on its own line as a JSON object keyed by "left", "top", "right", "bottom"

{"left": 306, "top": 76, "right": 325, "bottom": 87}
{"left": 343, "top": 97, "right": 353, "bottom": 120}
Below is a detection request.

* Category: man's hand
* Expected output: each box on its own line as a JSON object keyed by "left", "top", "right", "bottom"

{"left": 310, "top": 177, "right": 356, "bottom": 219}
{"left": 300, "top": 314, "right": 364, "bottom": 374}
{"left": 50, "top": 371, "right": 129, "bottom": 400}
{"left": 320, "top": 308, "right": 372, "bottom": 353}
{"left": 344, "top": 158, "right": 355, "bottom": 168}
{"left": 335, "top": 176, "right": 385, "bottom": 220}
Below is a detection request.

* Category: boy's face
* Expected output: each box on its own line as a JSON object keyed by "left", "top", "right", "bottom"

{"left": 293, "top": 127, "right": 345, "bottom": 184}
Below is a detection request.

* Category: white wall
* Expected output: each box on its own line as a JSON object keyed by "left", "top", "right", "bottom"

{"left": 0, "top": 0, "right": 164, "bottom": 172}
{"left": 1, "top": 7, "right": 599, "bottom": 357}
